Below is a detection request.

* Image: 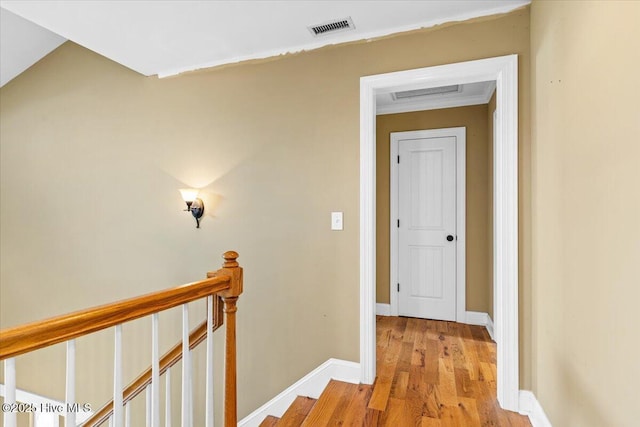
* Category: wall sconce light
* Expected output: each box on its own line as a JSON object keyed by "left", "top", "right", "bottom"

{"left": 179, "top": 188, "right": 204, "bottom": 228}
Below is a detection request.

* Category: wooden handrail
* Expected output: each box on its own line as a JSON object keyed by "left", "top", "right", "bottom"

{"left": 0, "top": 250, "right": 243, "bottom": 427}
{"left": 0, "top": 268, "right": 230, "bottom": 360}
{"left": 83, "top": 296, "right": 224, "bottom": 426}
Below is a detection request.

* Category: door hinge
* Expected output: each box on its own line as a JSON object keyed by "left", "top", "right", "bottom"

{"left": 397, "top": 155, "right": 400, "bottom": 164}
{"left": 397, "top": 283, "right": 400, "bottom": 292}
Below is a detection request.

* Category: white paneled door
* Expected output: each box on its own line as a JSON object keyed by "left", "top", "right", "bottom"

{"left": 394, "top": 129, "right": 462, "bottom": 321}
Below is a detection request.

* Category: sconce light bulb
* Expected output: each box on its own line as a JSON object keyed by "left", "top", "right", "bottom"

{"left": 179, "top": 188, "right": 199, "bottom": 203}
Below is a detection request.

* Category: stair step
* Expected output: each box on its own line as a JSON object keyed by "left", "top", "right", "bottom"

{"left": 340, "top": 382, "right": 380, "bottom": 425}
{"left": 300, "top": 379, "right": 373, "bottom": 427}
{"left": 277, "top": 396, "right": 317, "bottom": 426}
{"left": 259, "top": 415, "right": 280, "bottom": 427}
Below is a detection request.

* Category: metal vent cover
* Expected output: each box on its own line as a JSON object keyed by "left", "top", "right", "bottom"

{"left": 392, "top": 85, "right": 461, "bottom": 100}
{"left": 308, "top": 17, "right": 355, "bottom": 37}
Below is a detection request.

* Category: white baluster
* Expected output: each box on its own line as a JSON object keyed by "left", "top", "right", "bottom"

{"left": 181, "top": 304, "right": 192, "bottom": 427}
{"left": 33, "top": 412, "right": 59, "bottom": 427}
{"left": 125, "top": 401, "right": 131, "bottom": 427}
{"left": 146, "top": 384, "right": 152, "bottom": 427}
{"left": 108, "top": 415, "right": 114, "bottom": 427}
{"left": 151, "top": 313, "right": 160, "bottom": 427}
{"left": 113, "top": 324, "right": 123, "bottom": 427}
{"left": 205, "top": 296, "right": 214, "bottom": 427}
{"left": 3, "top": 358, "right": 16, "bottom": 427}
{"left": 165, "top": 368, "right": 172, "bottom": 427}
{"left": 66, "top": 339, "right": 76, "bottom": 427}
{"left": 188, "top": 355, "right": 193, "bottom": 427}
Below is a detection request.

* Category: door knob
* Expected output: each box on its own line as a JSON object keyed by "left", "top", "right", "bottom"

{"left": 446, "top": 235, "right": 454, "bottom": 242}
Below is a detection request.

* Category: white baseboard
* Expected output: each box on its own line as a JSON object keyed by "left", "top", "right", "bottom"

{"left": 238, "top": 358, "right": 360, "bottom": 427}
{"left": 377, "top": 308, "right": 494, "bottom": 340}
{"left": 519, "top": 390, "right": 553, "bottom": 427}
{"left": 465, "top": 311, "right": 495, "bottom": 341}
{"left": 376, "top": 303, "right": 391, "bottom": 316}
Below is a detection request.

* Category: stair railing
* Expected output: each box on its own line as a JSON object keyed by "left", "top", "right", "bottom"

{"left": 0, "top": 250, "right": 243, "bottom": 427}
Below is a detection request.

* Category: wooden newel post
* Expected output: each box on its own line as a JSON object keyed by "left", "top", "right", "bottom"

{"left": 218, "top": 251, "right": 243, "bottom": 427}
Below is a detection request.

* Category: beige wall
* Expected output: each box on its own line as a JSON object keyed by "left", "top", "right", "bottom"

{"left": 376, "top": 105, "right": 493, "bottom": 318}
{"left": 531, "top": 1, "right": 640, "bottom": 426}
{"left": 0, "top": 7, "right": 532, "bottom": 418}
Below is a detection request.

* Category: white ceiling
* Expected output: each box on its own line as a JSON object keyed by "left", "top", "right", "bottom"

{"left": 0, "top": 8, "right": 65, "bottom": 86}
{"left": 0, "top": 0, "right": 530, "bottom": 88}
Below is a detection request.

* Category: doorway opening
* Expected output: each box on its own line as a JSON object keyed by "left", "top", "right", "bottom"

{"left": 359, "top": 55, "right": 520, "bottom": 412}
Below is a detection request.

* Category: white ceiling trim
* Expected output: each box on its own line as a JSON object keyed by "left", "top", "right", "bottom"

{"left": 376, "top": 81, "right": 496, "bottom": 115}
{"left": 157, "top": 2, "right": 529, "bottom": 78}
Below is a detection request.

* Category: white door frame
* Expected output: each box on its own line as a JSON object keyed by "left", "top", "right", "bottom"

{"left": 359, "top": 55, "right": 519, "bottom": 412}
{"left": 389, "top": 127, "right": 466, "bottom": 322}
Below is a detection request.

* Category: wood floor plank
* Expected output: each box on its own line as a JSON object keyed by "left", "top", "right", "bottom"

{"left": 461, "top": 325, "right": 482, "bottom": 381}
{"left": 437, "top": 357, "right": 458, "bottom": 407}
{"left": 403, "top": 317, "right": 420, "bottom": 343}
{"left": 324, "top": 382, "right": 359, "bottom": 425}
{"left": 423, "top": 338, "right": 440, "bottom": 384}
{"left": 454, "top": 367, "right": 477, "bottom": 398}
{"left": 379, "top": 397, "right": 412, "bottom": 426}
{"left": 421, "top": 415, "right": 443, "bottom": 427}
{"left": 368, "top": 373, "right": 393, "bottom": 411}
{"left": 339, "top": 384, "right": 374, "bottom": 427}
{"left": 458, "top": 396, "right": 482, "bottom": 425}
{"left": 300, "top": 380, "right": 349, "bottom": 427}
{"left": 474, "top": 371, "right": 513, "bottom": 427}
{"left": 363, "top": 407, "right": 382, "bottom": 426}
{"left": 439, "top": 404, "right": 467, "bottom": 427}
{"left": 398, "top": 341, "right": 415, "bottom": 377}
{"left": 422, "top": 383, "right": 442, "bottom": 420}
{"left": 368, "top": 318, "right": 405, "bottom": 411}
{"left": 277, "top": 396, "right": 316, "bottom": 427}
{"left": 391, "top": 370, "right": 409, "bottom": 400}
{"left": 258, "top": 415, "right": 279, "bottom": 427}
{"left": 450, "top": 337, "right": 467, "bottom": 369}
{"left": 405, "top": 364, "right": 429, "bottom": 423}
{"left": 479, "top": 361, "right": 495, "bottom": 383}
{"left": 411, "top": 327, "right": 427, "bottom": 367}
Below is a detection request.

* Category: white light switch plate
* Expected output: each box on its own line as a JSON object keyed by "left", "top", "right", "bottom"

{"left": 331, "top": 212, "right": 343, "bottom": 230}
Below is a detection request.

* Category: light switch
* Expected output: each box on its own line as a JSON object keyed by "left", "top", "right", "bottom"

{"left": 331, "top": 212, "right": 343, "bottom": 230}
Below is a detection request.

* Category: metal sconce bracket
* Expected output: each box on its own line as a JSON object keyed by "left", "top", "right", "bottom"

{"left": 185, "top": 198, "right": 204, "bottom": 228}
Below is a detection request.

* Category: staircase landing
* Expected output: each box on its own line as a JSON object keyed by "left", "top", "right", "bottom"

{"left": 260, "top": 317, "right": 531, "bottom": 426}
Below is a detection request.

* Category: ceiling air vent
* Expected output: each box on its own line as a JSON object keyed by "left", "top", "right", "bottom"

{"left": 392, "top": 85, "right": 461, "bottom": 100}
{"left": 308, "top": 17, "right": 355, "bottom": 37}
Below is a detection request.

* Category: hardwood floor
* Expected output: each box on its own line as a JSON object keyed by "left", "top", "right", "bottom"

{"left": 371, "top": 315, "right": 531, "bottom": 426}
{"left": 260, "top": 316, "right": 531, "bottom": 426}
